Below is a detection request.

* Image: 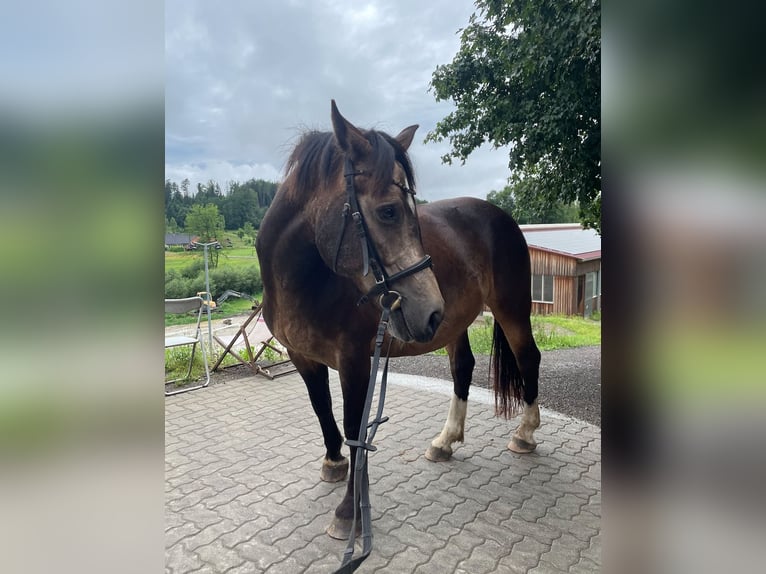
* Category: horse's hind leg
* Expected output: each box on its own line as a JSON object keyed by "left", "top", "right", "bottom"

{"left": 290, "top": 353, "right": 348, "bottom": 482}
{"left": 425, "top": 330, "right": 475, "bottom": 462}
{"left": 492, "top": 312, "right": 542, "bottom": 454}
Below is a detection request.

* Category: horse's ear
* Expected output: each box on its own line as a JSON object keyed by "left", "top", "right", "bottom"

{"left": 395, "top": 124, "right": 419, "bottom": 151}
{"left": 331, "top": 100, "right": 371, "bottom": 157}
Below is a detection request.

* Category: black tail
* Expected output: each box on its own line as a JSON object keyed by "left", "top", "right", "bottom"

{"left": 491, "top": 321, "right": 524, "bottom": 418}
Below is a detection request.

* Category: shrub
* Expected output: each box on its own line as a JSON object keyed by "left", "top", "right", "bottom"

{"left": 164, "top": 262, "right": 260, "bottom": 300}
{"left": 210, "top": 267, "right": 244, "bottom": 295}
{"left": 180, "top": 258, "right": 205, "bottom": 279}
{"left": 164, "top": 274, "right": 215, "bottom": 299}
{"left": 165, "top": 268, "right": 179, "bottom": 283}
{"left": 164, "top": 277, "right": 191, "bottom": 299}
{"left": 238, "top": 265, "right": 263, "bottom": 295}
{"left": 209, "top": 265, "right": 262, "bottom": 298}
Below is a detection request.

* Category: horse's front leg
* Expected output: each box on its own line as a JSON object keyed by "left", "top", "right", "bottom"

{"left": 326, "top": 354, "right": 371, "bottom": 540}
{"left": 426, "top": 330, "right": 474, "bottom": 462}
{"left": 290, "top": 353, "right": 349, "bottom": 483}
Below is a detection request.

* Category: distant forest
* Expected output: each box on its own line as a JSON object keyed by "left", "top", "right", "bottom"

{"left": 164, "top": 178, "right": 278, "bottom": 231}
{"left": 165, "top": 175, "right": 580, "bottom": 235}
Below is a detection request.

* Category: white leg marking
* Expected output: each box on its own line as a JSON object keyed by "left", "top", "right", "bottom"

{"left": 510, "top": 399, "right": 540, "bottom": 452}
{"left": 431, "top": 395, "right": 468, "bottom": 452}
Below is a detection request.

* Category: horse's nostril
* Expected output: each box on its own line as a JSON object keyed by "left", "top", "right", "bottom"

{"left": 428, "top": 310, "right": 443, "bottom": 338}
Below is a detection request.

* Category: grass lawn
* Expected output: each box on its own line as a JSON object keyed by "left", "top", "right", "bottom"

{"left": 530, "top": 314, "right": 602, "bottom": 351}
{"left": 165, "top": 229, "right": 260, "bottom": 273}
{"left": 165, "top": 250, "right": 260, "bottom": 272}
{"left": 434, "top": 313, "right": 601, "bottom": 355}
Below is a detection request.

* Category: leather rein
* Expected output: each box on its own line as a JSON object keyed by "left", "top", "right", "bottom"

{"left": 331, "top": 156, "right": 432, "bottom": 573}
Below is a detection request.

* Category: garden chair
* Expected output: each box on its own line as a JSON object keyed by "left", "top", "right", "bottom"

{"left": 211, "top": 302, "right": 296, "bottom": 380}
{"left": 164, "top": 296, "right": 211, "bottom": 395}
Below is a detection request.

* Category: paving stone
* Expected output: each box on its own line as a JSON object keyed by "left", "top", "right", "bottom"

{"left": 219, "top": 516, "right": 271, "bottom": 549}
{"left": 496, "top": 536, "right": 549, "bottom": 572}
{"left": 389, "top": 521, "right": 444, "bottom": 554}
{"left": 166, "top": 522, "right": 202, "bottom": 549}
{"left": 384, "top": 545, "right": 431, "bottom": 573}
{"left": 186, "top": 519, "right": 240, "bottom": 552}
{"left": 235, "top": 538, "right": 283, "bottom": 570}
{"left": 194, "top": 540, "right": 245, "bottom": 572}
{"left": 166, "top": 543, "right": 204, "bottom": 573}
{"left": 569, "top": 555, "right": 600, "bottom": 573}
{"left": 165, "top": 373, "right": 601, "bottom": 573}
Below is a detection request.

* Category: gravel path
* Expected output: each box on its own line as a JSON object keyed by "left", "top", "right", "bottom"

{"left": 387, "top": 346, "right": 601, "bottom": 426}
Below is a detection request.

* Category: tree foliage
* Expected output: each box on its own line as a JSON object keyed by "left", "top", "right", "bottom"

{"left": 487, "top": 176, "right": 580, "bottom": 224}
{"left": 184, "top": 203, "right": 225, "bottom": 268}
{"left": 185, "top": 203, "right": 224, "bottom": 242}
{"left": 427, "top": 0, "right": 600, "bottom": 232}
{"left": 164, "top": 178, "right": 278, "bottom": 232}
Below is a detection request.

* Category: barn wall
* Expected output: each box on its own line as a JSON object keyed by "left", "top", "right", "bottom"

{"left": 575, "top": 259, "right": 601, "bottom": 275}
{"left": 531, "top": 276, "right": 577, "bottom": 316}
{"left": 528, "top": 247, "right": 601, "bottom": 317}
{"left": 528, "top": 248, "right": 577, "bottom": 276}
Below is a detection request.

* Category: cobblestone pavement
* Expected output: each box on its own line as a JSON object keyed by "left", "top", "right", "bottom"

{"left": 166, "top": 371, "right": 601, "bottom": 573}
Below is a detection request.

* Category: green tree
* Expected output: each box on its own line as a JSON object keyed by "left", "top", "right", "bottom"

{"left": 488, "top": 172, "right": 580, "bottom": 224}
{"left": 427, "top": 0, "right": 600, "bottom": 233}
{"left": 185, "top": 203, "right": 225, "bottom": 268}
{"left": 166, "top": 216, "right": 180, "bottom": 233}
{"left": 242, "top": 221, "right": 255, "bottom": 240}
{"left": 486, "top": 187, "right": 516, "bottom": 216}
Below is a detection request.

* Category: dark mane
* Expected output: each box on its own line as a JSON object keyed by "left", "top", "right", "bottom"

{"left": 283, "top": 129, "right": 416, "bottom": 199}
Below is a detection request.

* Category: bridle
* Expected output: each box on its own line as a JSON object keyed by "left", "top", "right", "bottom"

{"left": 332, "top": 156, "right": 433, "bottom": 307}
{"left": 330, "top": 155, "right": 434, "bottom": 573}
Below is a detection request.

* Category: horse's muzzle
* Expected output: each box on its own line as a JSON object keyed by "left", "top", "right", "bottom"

{"left": 410, "top": 308, "right": 443, "bottom": 343}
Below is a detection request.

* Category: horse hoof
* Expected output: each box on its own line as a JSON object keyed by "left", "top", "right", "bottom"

{"left": 425, "top": 444, "right": 452, "bottom": 462}
{"left": 320, "top": 457, "right": 349, "bottom": 483}
{"left": 326, "top": 516, "right": 361, "bottom": 540}
{"left": 508, "top": 436, "right": 537, "bottom": 454}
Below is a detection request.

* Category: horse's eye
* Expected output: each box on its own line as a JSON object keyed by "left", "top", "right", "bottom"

{"left": 376, "top": 204, "right": 399, "bottom": 223}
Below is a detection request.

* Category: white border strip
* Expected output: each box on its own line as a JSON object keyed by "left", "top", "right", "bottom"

{"left": 383, "top": 373, "right": 598, "bottom": 428}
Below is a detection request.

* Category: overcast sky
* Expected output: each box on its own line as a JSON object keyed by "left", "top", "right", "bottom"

{"left": 165, "top": 0, "right": 511, "bottom": 202}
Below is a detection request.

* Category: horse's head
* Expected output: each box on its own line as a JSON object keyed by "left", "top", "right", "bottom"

{"left": 313, "top": 101, "right": 444, "bottom": 343}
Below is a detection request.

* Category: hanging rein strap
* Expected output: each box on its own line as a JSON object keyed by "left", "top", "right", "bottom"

{"left": 333, "top": 292, "right": 397, "bottom": 574}
{"left": 331, "top": 155, "right": 434, "bottom": 573}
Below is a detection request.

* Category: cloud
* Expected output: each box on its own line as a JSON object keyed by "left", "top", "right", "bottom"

{"left": 165, "top": 0, "right": 510, "bottom": 200}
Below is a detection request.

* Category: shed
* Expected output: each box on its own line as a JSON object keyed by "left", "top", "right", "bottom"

{"left": 520, "top": 224, "right": 601, "bottom": 317}
{"left": 165, "top": 233, "right": 194, "bottom": 250}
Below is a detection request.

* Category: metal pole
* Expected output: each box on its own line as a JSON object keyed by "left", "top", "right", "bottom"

{"left": 197, "top": 241, "right": 217, "bottom": 350}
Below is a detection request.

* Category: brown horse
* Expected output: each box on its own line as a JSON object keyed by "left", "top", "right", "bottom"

{"left": 257, "top": 101, "right": 541, "bottom": 539}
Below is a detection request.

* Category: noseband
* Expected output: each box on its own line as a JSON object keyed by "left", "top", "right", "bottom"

{"left": 332, "top": 157, "right": 433, "bottom": 306}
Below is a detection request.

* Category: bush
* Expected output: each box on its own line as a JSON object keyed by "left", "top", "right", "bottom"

{"left": 238, "top": 265, "right": 263, "bottom": 295}
{"left": 180, "top": 258, "right": 205, "bottom": 279}
{"left": 164, "top": 273, "right": 215, "bottom": 299}
{"left": 165, "top": 268, "right": 179, "bottom": 283}
{"left": 210, "top": 266, "right": 243, "bottom": 294}
{"left": 164, "top": 262, "right": 261, "bottom": 300}
{"left": 164, "top": 277, "right": 191, "bottom": 299}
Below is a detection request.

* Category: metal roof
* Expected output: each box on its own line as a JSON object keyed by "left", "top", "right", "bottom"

{"left": 520, "top": 224, "right": 601, "bottom": 260}
{"left": 164, "top": 233, "right": 193, "bottom": 245}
